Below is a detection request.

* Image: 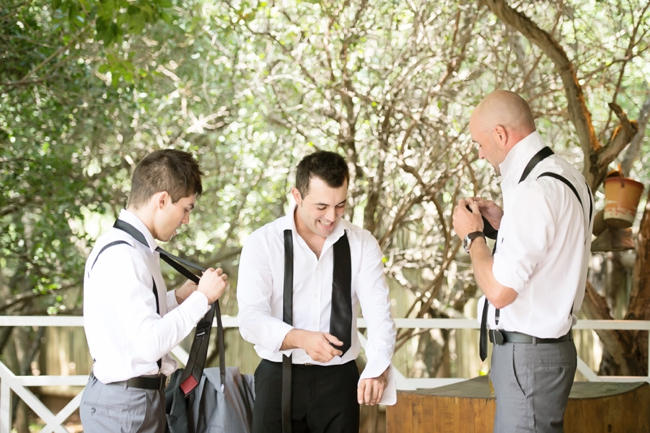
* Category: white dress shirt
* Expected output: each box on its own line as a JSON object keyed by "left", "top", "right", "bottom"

{"left": 479, "top": 131, "right": 593, "bottom": 338}
{"left": 83, "top": 209, "right": 209, "bottom": 383}
{"left": 237, "top": 206, "right": 397, "bottom": 404}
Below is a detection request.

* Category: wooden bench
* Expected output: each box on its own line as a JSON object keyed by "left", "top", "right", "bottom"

{"left": 386, "top": 376, "right": 649, "bottom": 432}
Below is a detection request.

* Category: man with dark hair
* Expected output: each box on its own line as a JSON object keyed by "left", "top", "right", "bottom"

{"left": 81, "top": 149, "right": 228, "bottom": 433}
{"left": 237, "top": 150, "right": 396, "bottom": 433}
{"left": 452, "top": 90, "right": 593, "bottom": 432}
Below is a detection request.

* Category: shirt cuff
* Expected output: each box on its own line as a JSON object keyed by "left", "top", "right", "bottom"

{"left": 360, "top": 355, "right": 390, "bottom": 380}
{"left": 274, "top": 322, "right": 295, "bottom": 354}
{"left": 380, "top": 367, "right": 397, "bottom": 405}
{"left": 182, "top": 291, "right": 210, "bottom": 320}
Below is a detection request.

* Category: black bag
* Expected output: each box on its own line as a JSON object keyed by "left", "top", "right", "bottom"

{"left": 163, "top": 282, "right": 255, "bottom": 433}
{"left": 166, "top": 366, "right": 255, "bottom": 433}
{"left": 164, "top": 296, "right": 255, "bottom": 433}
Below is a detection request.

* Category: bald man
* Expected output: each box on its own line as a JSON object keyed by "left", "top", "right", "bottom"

{"left": 452, "top": 90, "right": 593, "bottom": 433}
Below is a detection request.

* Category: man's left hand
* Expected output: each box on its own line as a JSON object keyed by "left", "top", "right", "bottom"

{"left": 357, "top": 367, "right": 389, "bottom": 406}
{"left": 175, "top": 279, "right": 198, "bottom": 304}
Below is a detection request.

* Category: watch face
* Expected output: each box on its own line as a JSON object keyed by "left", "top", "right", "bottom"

{"left": 463, "top": 231, "right": 484, "bottom": 252}
{"left": 463, "top": 235, "right": 471, "bottom": 252}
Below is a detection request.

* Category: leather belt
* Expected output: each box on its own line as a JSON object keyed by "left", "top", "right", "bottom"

{"left": 124, "top": 374, "right": 166, "bottom": 390}
{"left": 489, "top": 330, "right": 572, "bottom": 345}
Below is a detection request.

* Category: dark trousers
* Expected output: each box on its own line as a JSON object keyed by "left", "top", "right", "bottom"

{"left": 253, "top": 359, "right": 360, "bottom": 433}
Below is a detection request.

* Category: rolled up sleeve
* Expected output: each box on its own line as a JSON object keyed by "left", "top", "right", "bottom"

{"left": 492, "top": 182, "right": 555, "bottom": 292}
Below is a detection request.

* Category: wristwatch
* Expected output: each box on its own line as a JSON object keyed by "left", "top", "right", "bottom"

{"left": 463, "top": 231, "right": 485, "bottom": 253}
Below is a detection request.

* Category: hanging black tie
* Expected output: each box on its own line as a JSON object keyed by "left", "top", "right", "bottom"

{"left": 479, "top": 298, "right": 489, "bottom": 362}
{"left": 282, "top": 229, "right": 294, "bottom": 433}
{"left": 330, "top": 232, "right": 352, "bottom": 354}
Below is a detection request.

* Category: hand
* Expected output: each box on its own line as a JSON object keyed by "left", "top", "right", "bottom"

{"left": 175, "top": 279, "right": 198, "bottom": 304}
{"left": 452, "top": 198, "right": 484, "bottom": 239}
{"left": 358, "top": 367, "right": 389, "bottom": 406}
{"left": 197, "top": 267, "right": 228, "bottom": 304}
{"left": 282, "top": 329, "right": 343, "bottom": 363}
{"left": 474, "top": 198, "right": 503, "bottom": 230}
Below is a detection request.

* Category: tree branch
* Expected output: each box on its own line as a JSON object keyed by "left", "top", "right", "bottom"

{"left": 621, "top": 94, "right": 650, "bottom": 175}
{"left": 479, "top": 0, "right": 600, "bottom": 180}
{"left": 593, "top": 102, "right": 639, "bottom": 185}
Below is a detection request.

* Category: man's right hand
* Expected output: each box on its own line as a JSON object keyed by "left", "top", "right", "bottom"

{"left": 281, "top": 329, "right": 343, "bottom": 363}
{"left": 197, "top": 267, "right": 228, "bottom": 304}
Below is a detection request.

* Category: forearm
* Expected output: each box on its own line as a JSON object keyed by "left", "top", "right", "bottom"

{"left": 280, "top": 328, "right": 303, "bottom": 350}
{"left": 469, "top": 238, "right": 517, "bottom": 308}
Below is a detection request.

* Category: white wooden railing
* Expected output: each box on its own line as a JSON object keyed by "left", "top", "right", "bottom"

{"left": 1, "top": 316, "right": 649, "bottom": 433}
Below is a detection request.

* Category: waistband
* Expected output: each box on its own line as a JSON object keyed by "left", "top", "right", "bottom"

{"left": 93, "top": 372, "right": 166, "bottom": 390}
{"left": 125, "top": 374, "right": 166, "bottom": 390}
{"left": 489, "top": 330, "right": 572, "bottom": 345}
{"left": 261, "top": 359, "right": 356, "bottom": 369}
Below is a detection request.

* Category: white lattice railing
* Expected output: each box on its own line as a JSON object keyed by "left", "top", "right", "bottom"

{"left": 1, "top": 316, "right": 649, "bottom": 433}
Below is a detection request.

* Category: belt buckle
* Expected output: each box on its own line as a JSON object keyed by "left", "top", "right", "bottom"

{"left": 490, "top": 329, "right": 505, "bottom": 345}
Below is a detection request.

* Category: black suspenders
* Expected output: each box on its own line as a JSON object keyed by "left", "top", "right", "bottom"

{"left": 480, "top": 147, "right": 593, "bottom": 359}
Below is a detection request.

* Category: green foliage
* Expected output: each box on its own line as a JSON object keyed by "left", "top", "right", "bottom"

{"left": 1, "top": 0, "right": 648, "bottom": 338}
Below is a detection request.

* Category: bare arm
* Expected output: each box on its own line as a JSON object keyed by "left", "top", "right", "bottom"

{"left": 467, "top": 236, "right": 517, "bottom": 308}
{"left": 453, "top": 199, "right": 517, "bottom": 309}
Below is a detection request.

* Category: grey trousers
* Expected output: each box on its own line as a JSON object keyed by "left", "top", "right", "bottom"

{"left": 80, "top": 373, "right": 165, "bottom": 433}
{"left": 490, "top": 339, "right": 576, "bottom": 433}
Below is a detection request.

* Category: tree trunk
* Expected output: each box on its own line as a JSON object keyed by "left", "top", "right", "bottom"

{"left": 595, "top": 186, "right": 649, "bottom": 375}
{"left": 481, "top": 0, "right": 647, "bottom": 378}
{"left": 621, "top": 186, "right": 650, "bottom": 374}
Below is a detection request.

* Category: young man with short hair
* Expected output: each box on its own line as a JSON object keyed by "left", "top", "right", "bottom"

{"left": 238, "top": 150, "right": 396, "bottom": 433}
{"left": 81, "top": 149, "right": 228, "bottom": 433}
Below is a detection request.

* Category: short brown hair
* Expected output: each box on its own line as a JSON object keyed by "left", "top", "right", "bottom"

{"left": 295, "top": 151, "right": 349, "bottom": 197}
{"left": 127, "top": 149, "right": 203, "bottom": 207}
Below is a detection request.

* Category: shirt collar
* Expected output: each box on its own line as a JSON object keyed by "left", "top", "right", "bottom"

{"left": 499, "top": 131, "right": 546, "bottom": 188}
{"left": 118, "top": 209, "right": 159, "bottom": 252}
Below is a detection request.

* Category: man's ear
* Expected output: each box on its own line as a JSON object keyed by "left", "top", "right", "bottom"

{"left": 493, "top": 124, "right": 508, "bottom": 147}
{"left": 152, "top": 191, "right": 170, "bottom": 209}
{"left": 291, "top": 187, "right": 302, "bottom": 205}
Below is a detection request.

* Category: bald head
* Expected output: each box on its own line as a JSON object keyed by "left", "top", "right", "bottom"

{"left": 471, "top": 90, "right": 536, "bottom": 138}
{"left": 468, "top": 90, "right": 537, "bottom": 172}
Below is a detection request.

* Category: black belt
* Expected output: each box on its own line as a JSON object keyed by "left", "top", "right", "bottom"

{"left": 124, "top": 374, "right": 166, "bottom": 390}
{"left": 489, "top": 330, "right": 572, "bottom": 345}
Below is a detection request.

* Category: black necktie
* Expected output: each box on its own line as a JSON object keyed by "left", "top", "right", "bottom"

{"left": 282, "top": 230, "right": 294, "bottom": 433}
{"left": 281, "top": 229, "right": 353, "bottom": 355}
{"left": 479, "top": 297, "right": 489, "bottom": 362}
{"left": 112, "top": 219, "right": 225, "bottom": 395}
{"left": 479, "top": 234, "right": 499, "bottom": 362}
{"left": 330, "top": 233, "right": 352, "bottom": 354}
